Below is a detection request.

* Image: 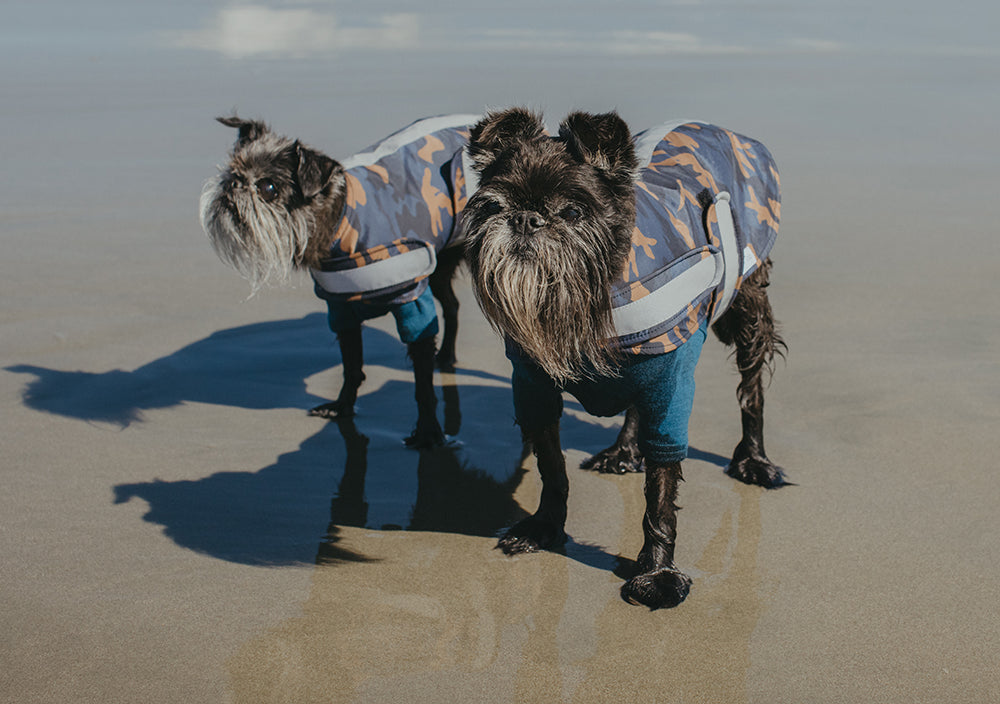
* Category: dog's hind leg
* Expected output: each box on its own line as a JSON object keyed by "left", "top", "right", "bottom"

{"left": 621, "top": 460, "right": 692, "bottom": 609}
{"left": 403, "top": 336, "right": 446, "bottom": 448}
{"left": 711, "top": 258, "right": 788, "bottom": 488}
{"left": 429, "top": 246, "right": 463, "bottom": 370}
{"left": 497, "top": 422, "right": 568, "bottom": 554}
{"left": 309, "top": 327, "right": 365, "bottom": 419}
{"left": 580, "top": 406, "right": 644, "bottom": 474}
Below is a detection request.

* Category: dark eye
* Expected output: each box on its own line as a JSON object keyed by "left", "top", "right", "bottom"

{"left": 560, "top": 205, "right": 583, "bottom": 223}
{"left": 481, "top": 199, "right": 503, "bottom": 217}
{"left": 256, "top": 179, "right": 278, "bottom": 203}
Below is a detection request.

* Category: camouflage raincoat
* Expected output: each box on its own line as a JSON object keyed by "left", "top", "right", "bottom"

{"left": 310, "top": 114, "right": 479, "bottom": 306}
{"left": 611, "top": 121, "right": 780, "bottom": 354}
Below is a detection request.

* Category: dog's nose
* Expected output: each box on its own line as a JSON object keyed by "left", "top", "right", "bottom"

{"left": 221, "top": 173, "right": 242, "bottom": 194}
{"left": 513, "top": 211, "right": 546, "bottom": 235}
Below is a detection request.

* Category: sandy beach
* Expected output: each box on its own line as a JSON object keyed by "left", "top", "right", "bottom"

{"left": 3, "top": 2, "right": 999, "bottom": 702}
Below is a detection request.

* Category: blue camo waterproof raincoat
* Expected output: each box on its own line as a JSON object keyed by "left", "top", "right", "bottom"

{"left": 609, "top": 120, "right": 780, "bottom": 354}
{"left": 309, "top": 114, "right": 479, "bottom": 341}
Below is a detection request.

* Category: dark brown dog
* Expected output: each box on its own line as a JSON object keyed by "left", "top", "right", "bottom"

{"left": 462, "top": 108, "right": 787, "bottom": 608}
{"left": 200, "top": 115, "right": 479, "bottom": 447}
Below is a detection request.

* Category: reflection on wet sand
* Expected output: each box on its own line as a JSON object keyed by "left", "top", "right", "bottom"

{"left": 575, "top": 481, "right": 765, "bottom": 703}
{"left": 228, "top": 466, "right": 765, "bottom": 703}
{"left": 316, "top": 411, "right": 529, "bottom": 565}
{"left": 34, "top": 309, "right": 767, "bottom": 699}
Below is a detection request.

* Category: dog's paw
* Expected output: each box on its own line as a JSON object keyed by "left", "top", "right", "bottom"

{"left": 725, "top": 454, "right": 790, "bottom": 489}
{"left": 435, "top": 350, "right": 457, "bottom": 371}
{"left": 621, "top": 567, "right": 692, "bottom": 609}
{"left": 581, "top": 443, "right": 643, "bottom": 474}
{"left": 308, "top": 401, "right": 355, "bottom": 420}
{"left": 403, "top": 419, "right": 446, "bottom": 449}
{"left": 497, "top": 516, "right": 566, "bottom": 555}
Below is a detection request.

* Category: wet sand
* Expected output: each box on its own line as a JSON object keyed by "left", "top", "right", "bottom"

{"left": 3, "top": 3, "right": 999, "bottom": 702}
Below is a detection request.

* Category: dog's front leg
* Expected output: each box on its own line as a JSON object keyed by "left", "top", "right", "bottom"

{"left": 621, "top": 460, "right": 692, "bottom": 609}
{"left": 403, "top": 336, "right": 446, "bottom": 448}
{"left": 580, "top": 406, "right": 643, "bottom": 473}
{"left": 498, "top": 422, "right": 568, "bottom": 554}
{"left": 309, "top": 327, "right": 365, "bottom": 419}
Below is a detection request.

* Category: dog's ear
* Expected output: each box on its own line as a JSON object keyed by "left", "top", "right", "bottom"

{"left": 558, "top": 111, "right": 638, "bottom": 184}
{"left": 217, "top": 115, "right": 269, "bottom": 146}
{"left": 467, "top": 107, "right": 547, "bottom": 173}
{"left": 295, "top": 142, "right": 338, "bottom": 199}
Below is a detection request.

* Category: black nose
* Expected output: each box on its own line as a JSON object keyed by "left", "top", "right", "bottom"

{"left": 513, "top": 211, "right": 546, "bottom": 235}
{"left": 221, "top": 173, "right": 243, "bottom": 194}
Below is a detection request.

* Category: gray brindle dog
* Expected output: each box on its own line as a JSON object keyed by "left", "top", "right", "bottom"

{"left": 200, "top": 114, "right": 479, "bottom": 447}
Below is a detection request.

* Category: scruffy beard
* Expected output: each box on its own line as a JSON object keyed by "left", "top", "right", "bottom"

{"left": 199, "top": 178, "right": 313, "bottom": 295}
{"left": 468, "top": 227, "right": 623, "bottom": 385}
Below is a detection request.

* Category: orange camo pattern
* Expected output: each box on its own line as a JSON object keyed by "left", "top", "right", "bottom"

{"left": 705, "top": 203, "right": 721, "bottom": 248}
{"left": 665, "top": 206, "right": 695, "bottom": 249}
{"left": 636, "top": 180, "right": 660, "bottom": 201}
{"left": 677, "top": 179, "right": 700, "bottom": 213}
{"left": 666, "top": 130, "right": 701, "bottom": 151}
{"left": 344, "top": 173, "right": 367, "bottom": 209}
{"left": 613, "top": 121, "right": 779, "bottom": 355}
{"left": 315, "top": 119, "right": 475, "bottom": 305}
{"left": 725, "top": 129, "right": 758, "bottom": 178}
{"left": 417, "top": 135, "right": 445, "bottom": 163}
{"left": 365, "top": 164, "right": 390, "bottom": 184}
{"left": 367, "top": 245, "right": 392, "bottom": 262}
{"left": 745, "top": 185, "right": 779, "bottom": 231}
{"left": 421, "top": 167, "right": 454, "bottom": 237}
{"left": 335, "top": 219, "right": 360, "bottom": 255}
{"left": 650, "top": 151, "right": 720, "bottom": 193}
{"left": 624, "top": 226, "right": 658, "bottom": 282}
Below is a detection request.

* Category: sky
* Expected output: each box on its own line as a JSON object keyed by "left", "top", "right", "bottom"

{"left": 5, "top": 0, "right": 998, "bottom": 61}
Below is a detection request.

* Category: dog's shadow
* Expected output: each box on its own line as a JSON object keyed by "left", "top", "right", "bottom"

{"left": 7, "top": 314, "right": 340, "bottom": 426}
{"left": 7, "top": 314, "right": 633, "bottom": 569}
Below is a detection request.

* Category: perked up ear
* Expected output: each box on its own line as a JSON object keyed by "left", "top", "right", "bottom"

{"left": 216, "top": 115, "right": 269, "bottom": 146}
{"left": 558, "top": 111, "right": 638, "bottom": 185}
{"left": 295, "top": 142, "right": 338, "bottom": 199}
{"left": 467, "top": 107, "right": 547, "bottom": 173}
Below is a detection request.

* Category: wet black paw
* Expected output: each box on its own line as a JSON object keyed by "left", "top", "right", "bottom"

{"left": 308, "top": 400, "right": 355, "bottom": 420}
{"left": 581, "top": 443, "right": 643, "bottom": 474}
{"left": 435, "top": 350, "right": 457, "bottom": 371}
{"left": 621, "top": 567, "right": 692, "bottom": 609}
{"left": 725, "top": 454, "right": 789, "bottom": 488}
{"left": 403, "top": 419, "right": 446, "bottom": 449}
{"left": 497, "top": 516, "right": 566, "bottom": 555}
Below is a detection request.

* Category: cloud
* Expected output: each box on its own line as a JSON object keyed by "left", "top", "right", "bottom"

{"left": 167, "top": 3, "right": 854, "bottom": 60}
{"left": 169, "top": 5, "right": 419, "bottom": 59}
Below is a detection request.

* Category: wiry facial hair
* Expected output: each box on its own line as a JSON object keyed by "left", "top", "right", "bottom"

{"left": 467, "top": 222, "right": 624, "bottom": 385}
{"left": 199, "top": 176, "right": 313, "bottom": 295}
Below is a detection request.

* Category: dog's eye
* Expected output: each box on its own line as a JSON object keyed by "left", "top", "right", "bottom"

{"left": 559, "top": 206, "right": 583, "bottom": 223}
{"left": 256, "top": 179, "right": 278, "bottom": 203}
{"left": 481, "top": 199, "right": 503, "bottom": 217}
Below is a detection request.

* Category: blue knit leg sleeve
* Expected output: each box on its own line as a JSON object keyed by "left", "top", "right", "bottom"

{"left": 633, "top": 326, "right": 708, "bottom": 464}
{"left": 390, "top": 286, "right": 440, "bottom": 344}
